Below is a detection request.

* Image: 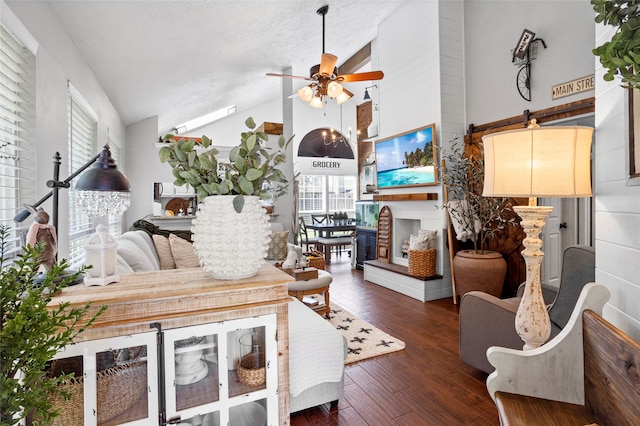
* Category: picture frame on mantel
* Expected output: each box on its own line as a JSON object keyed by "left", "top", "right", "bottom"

{"left": 629, "top": 88, "right": 640, "bottom": 182}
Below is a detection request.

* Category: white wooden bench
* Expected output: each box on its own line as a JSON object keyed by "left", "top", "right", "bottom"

{"left": 486, "top": 283, "right": 640, "bottom": 425}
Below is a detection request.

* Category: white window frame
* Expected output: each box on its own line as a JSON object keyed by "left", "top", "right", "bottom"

{"left": 67, "top": 82, "right": 98, "bottom": 268}
{"left": 297, "top": 174, "right": 356, "bottom": 222}
{"left": 0, "top": 21, "right": 36, "bottom": 259}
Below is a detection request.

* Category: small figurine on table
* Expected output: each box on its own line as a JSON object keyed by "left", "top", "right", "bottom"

{"left": 25, "top": 206, "right": 58, "bottom": 272}
{"left": 299, "top": 255, "right": 309, "bottom": 269}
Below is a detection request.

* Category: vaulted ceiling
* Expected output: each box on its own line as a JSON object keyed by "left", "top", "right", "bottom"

{"left": 46, "top": 1, "right": 404, "bottom": 134}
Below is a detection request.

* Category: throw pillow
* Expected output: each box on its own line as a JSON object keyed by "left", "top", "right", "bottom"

{"left": 266, "top": 231, "right": 289, "bottom": 260}
{"left": 169, "top": 233, "right": 200, "bottom": 268}
{"left": 117, "top": 239, "right": 157, "bottom": 272}
{"left": 152, "top": 234, "right": 176, "bottom": 270}
{"left": 119, "top": 231, "right": 160, "bottom": 270}
{"left": 409, "top": 230, "right": 438, "bottom": 250}
{"left": 418, "top": 229, "right": 438, "bottom": 249}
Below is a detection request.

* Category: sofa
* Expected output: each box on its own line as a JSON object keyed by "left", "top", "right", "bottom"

{"left": 114, "top": 229, "right": 346, "bottom": 413}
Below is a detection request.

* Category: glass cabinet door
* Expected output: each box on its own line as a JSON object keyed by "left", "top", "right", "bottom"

{"left": 38, "top": 332, "right": 158, "bottom": 426}
{"left": 163, "top": 314, "right": 278, "bottom": 426}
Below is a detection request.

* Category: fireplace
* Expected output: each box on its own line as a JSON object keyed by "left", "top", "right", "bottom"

{"left": 363, "top": 199, "right": 453, "bottom": 302}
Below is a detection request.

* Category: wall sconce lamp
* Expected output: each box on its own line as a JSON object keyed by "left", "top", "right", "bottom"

{"left": 14, "top": 145, "right": 131, "bottom": 230}
{"left": 482, "top": 120, "right": 593, "bottom": 350}
{"left": 363, "top": 85, "right": 378, "bottom": 101}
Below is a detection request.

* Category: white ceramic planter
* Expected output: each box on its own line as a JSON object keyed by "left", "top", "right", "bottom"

{"left": 191, "top": 195, "right": 270, "bottom": 280}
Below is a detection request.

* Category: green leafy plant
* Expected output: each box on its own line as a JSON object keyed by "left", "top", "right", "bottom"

{"left": 0, "top": 226, "right": 106, "bottom": 425}
{"left": 441, "top": 143, "right": 515, "bottom": 253}
{"left": 592, "top": 0, "right": 640, "bottom": 89}
{"left": 159, "top": 117, "right": 293, "bottom": 213}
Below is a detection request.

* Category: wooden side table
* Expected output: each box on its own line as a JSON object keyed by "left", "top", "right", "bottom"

{"left": 287, "top": 269, "right": 333, "bottom": 317}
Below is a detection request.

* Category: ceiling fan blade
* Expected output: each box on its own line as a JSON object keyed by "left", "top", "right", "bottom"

{"left": 266, "top": 73, "right": 312, "bottom": 81}
{"left": 319, "top": 53, "right": 338, "bottom": 76}
{"left": 338, "top": 70, "right": 385, "bottom": 82}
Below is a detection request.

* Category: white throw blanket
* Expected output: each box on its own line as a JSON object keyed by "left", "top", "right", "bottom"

{"left": 288, "top": 297, "right": 345, "bottom": 397}
{"left": 446, "top": 200, "right": 481, "bottom": 242}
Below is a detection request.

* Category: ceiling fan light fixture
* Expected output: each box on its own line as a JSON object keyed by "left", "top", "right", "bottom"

{"left": 336, "top": 88, "right": 353, "bottom": 105}
{"left": 265, "top": 4, "right": 383, "bottom": 110}
{"left": 327, "top": 81, "right": 344, "bottom": 98}
{"left": 297, "top": 85, "right": 314, "bottom": 102}
{"left": 309, "top": 95, "right": 323, "bottom": 108}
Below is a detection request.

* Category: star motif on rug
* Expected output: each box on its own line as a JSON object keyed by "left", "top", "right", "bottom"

{"left": 322, "top": 301, "right": 405, "bottom": 364}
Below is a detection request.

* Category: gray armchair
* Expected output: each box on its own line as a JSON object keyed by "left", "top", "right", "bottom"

{"left": 459, "top": 245, "right": 595, "bottom": 374}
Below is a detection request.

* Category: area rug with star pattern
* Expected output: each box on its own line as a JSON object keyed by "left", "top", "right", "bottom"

{"left": 325, "top": 301, "right": 406, "bottom": 364}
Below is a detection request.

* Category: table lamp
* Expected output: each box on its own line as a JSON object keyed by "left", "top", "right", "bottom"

{"left": 482, "top": 120, "right": 593, "bottom": 350}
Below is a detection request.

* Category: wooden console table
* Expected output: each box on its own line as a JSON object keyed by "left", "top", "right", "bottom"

{"left": 48, "top": 264, "right": 294, "bottom": 426}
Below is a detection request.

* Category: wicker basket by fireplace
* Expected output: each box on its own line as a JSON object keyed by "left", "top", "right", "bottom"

{"left": 408, "top": 249, "right": 436, "bottom": 278}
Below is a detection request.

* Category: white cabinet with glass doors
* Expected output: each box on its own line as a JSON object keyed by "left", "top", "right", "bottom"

{"left": 163, "top": 314, "right": 278, "bottom": 426}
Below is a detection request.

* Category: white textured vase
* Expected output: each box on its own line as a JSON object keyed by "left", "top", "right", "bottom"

{"left": 191, "top": 195, "right": 270, "bottom": 280}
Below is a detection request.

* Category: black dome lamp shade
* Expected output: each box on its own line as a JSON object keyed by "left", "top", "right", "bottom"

{"left": 75, "top": 145, "right": 131, "bottom": 218}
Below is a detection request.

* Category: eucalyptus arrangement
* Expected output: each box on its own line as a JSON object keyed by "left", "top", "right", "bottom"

{"left": 592, "top": 0, "right": 640, "bottom": 89}
{"left": 441, "top": 143, "right": 515, "bottom": 253}
{"left": 0, "top": 226, "right": 106, "bottom": 425}
{"left": 159, "top": 117, "right": 293, "bottom": 213}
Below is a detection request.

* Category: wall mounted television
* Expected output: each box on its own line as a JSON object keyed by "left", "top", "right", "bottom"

{"left": 375, "top": 123, "right": 438, "bottom": 189}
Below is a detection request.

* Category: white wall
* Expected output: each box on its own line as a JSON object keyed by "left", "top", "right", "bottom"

{"left": 594, "top": 24, "right": 640, "bottom": 339}
{"left": 5, "top": 1, "right": 126, "bottom": 258}
{"left": 464, "top": 0, "right": 596, "bottom": 124}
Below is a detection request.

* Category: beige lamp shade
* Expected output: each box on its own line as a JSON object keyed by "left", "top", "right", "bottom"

{"left": 482, "top": 126, "right": 593, "bottom": 197}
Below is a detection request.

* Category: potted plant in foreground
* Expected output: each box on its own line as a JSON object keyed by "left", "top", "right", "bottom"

{"left": 442, "top": 143, "right": 515, "bottom": 298}
{"left": 159, "top": 117, "right": 293, "bottom": 280}
{"left": 0, "top": 226, "right": 106, "bottom": 425}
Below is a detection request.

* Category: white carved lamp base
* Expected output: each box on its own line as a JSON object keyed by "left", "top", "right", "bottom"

{"left": 514, "top": 205, "right": 553, "bottom": 351}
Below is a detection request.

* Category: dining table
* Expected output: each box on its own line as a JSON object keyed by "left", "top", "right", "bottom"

{"left": 305, "top": 222, "right": 356, "bottom": 238}
{"left": 305, "top": 222, "right": 356, "bottom": 263}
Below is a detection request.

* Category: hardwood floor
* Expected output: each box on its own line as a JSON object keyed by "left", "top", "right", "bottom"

{"left": 290, "top": 256, "right": 499, "bottom": 425}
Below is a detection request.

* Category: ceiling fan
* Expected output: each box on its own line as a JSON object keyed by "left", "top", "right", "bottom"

{"left": 266, "top": 5, "right": 384, "bottom": 108}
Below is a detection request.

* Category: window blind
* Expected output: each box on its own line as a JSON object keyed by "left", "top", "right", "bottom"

{"left": 0, "top": 23, "right": 35, "bottom": 258}
{"left": 107, "top": 129, "right": 124, "bottom": 237}
{"left": 67, "top": 87, "right": 97, "bottom": 267}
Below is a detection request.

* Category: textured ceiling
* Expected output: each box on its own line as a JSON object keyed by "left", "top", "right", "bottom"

{"left": 47, "top": 0, "right": 404, "bottom": 134}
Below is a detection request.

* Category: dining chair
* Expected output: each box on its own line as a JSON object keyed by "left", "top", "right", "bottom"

{"left": 311, "top": 214, "right": 328, "bottom": 224}
{"left": 298, "top": 217, "right": 319, "bottom": 251}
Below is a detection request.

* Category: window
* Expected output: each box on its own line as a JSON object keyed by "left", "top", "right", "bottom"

{"left": 107, "top": 129, "right": 124, "bottom": 238}
{"left": 67, "top": 84, "right": 98, "bottom": 267}
{"left": 328, "top": 175, "right": 356, "bottom": 214}
{"left": 0, "top": 23, "right": 35, "bottom": 259}
{"left": 298, "top": 174, "right": 356, "bottom": 223}
{"left": 298, "top": 175, "right": 325, "bottom": 216}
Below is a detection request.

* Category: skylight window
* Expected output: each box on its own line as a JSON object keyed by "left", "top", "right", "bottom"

{"left": 174, "top": 105, "right": 237, "bottom": 134}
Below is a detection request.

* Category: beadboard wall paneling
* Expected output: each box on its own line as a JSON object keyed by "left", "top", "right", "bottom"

{"left": 594, "top": 20, "right": 640, "bottom": 337}
{"left": 378, "top": 1, "right": 440, "bottom": 139}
